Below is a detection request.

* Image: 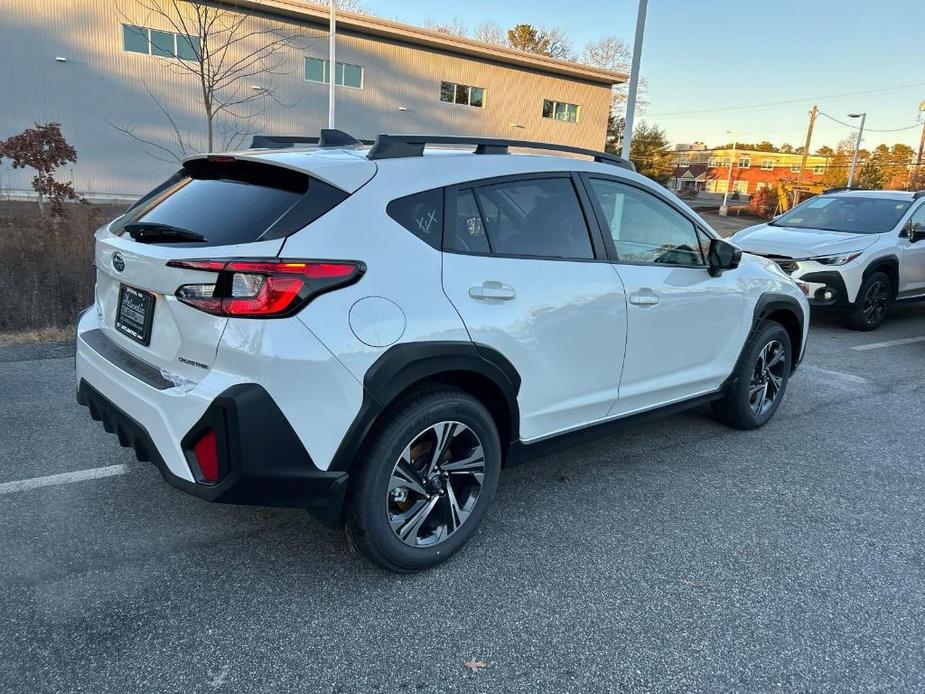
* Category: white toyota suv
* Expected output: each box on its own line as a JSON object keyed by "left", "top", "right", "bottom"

{"left": 732, "top": 189, "right": 925, "bottom": 330}
{"left": 76, "top": 131, "right": 809, "bottom": 571}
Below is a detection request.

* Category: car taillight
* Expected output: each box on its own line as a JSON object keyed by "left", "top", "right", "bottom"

{"left": 167, "top": 259, "right": 365, "bottom": 318}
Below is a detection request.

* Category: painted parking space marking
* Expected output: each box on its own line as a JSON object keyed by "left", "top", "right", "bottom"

{"left": 851, "top": 336, "right": 925, "bottom": 352}
{"left": 0, "top": 464, "right": 128, "bottom": 495}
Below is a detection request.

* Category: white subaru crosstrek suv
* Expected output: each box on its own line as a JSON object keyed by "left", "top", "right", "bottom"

{"left": 76, "top": 131, "right": 808, "bottom": 572}
{"left": 732, "top": 189, "right": 925, "bottom": 331}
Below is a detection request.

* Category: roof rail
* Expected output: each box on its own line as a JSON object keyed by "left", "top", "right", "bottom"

{"left": 366, "top": 134, "right": 635, "bottom": 171}
{"left": 250, "top": 129, "right": 373, "bottom": 149}
{"left": 822, "top": 187, "right": 850, "bottom": 194}
{"left": 913, "top": 190, "right": 925, "bottom": 200}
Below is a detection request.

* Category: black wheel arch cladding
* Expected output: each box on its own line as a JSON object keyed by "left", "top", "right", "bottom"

{"left": 327, "top": 341, "right": 521, "bottom": 472}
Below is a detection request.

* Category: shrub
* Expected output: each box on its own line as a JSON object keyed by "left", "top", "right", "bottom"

{"left": 748, "top": 185, "right": 777, "bottom": 218}
{"left": 0, "top": 122, "right": 84, "bottom": 216}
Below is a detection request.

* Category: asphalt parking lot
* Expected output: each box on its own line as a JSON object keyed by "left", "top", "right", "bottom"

{"left": 2, "top": 304, "right": 925, "bottom": 694}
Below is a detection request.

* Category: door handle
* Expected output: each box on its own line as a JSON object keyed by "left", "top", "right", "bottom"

{"left": 629, "top": 292, "right": 660, "bottom": 307}
{"left": 469, "top": 281, "right": 516, "bottom": 302}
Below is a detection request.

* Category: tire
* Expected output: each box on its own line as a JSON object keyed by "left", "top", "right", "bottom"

{"left": 345, "top": 386, "right": 501, "bottom": 573}
{"left": 712, "top": 321, "right": 792, "bottom": 430}
{"left": 845, "top": 271, "right": 891, "bottom": 331}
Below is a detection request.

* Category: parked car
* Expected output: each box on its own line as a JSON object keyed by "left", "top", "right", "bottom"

{"left": 76, "top": 131, "right": 808, "bottom": 572}
{"left": 732, "top": 189, "right": 925, "bottom": 330}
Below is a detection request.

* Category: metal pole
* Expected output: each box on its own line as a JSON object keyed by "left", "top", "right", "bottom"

{"left": 847, "top": 112, "right": 866, "bottom": 188}
{"left": 328, "top": 0, "right": 336, "bottom": 129}
{"left": 720, "top": 141, "right": 737, "bottom": 216}
{"left": 620, "top": 0, "right": 648, "bottom": 160}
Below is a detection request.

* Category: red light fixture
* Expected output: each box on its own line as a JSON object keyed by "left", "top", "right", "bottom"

{"left": 192, "top": 429, "right": 219, "bottom": 483}
{"left": 167, "top": 259, "right": 364, "bottom": 318}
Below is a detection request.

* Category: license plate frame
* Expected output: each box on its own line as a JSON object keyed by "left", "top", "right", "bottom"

{"left": 115, "top": 284, "right": 155, "bottom": 346}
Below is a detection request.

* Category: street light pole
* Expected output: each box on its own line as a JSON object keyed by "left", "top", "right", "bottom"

{"left": 328, "top": 0, "right": 336, "bottom": 129}
{"left": 620, "top": 0, "right": 648, "bottom": 161}
{"left": 846, "top": 112, "right": 866, "bottom": 188}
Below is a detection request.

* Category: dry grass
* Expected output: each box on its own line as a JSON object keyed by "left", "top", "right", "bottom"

{"left": 0, "top": 200, "right": 124, "bottom": 339}
{"left": 0, "top": 325, "right": 75, "bottom": 346}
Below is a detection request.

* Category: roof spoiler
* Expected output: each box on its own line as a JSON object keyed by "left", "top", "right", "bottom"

{"left": 250, "top": 129, "right": 373, "bottom": 149}
{"left": 366, "top": 134, "right": 635, "bottom": 171}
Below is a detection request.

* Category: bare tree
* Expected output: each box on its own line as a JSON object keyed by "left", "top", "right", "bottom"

{"left": 306, "top": 0, "right": 367, "bottom": 13}
{"left": 473, "top": 20, "right": 507, "bottom": 46}
{"left": 423, "top": 16, "right": 467, "bottom": 37}
{"left": 113, "top": 0, "right": 311, "bottom": 159}
{"left": 582, "top": 36, "right": 638, "bottom": 153}
{"left": 541, "top": 26, "right": 575, "bottom": 61}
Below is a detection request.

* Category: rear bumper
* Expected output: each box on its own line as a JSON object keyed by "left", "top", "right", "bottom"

{"left": 77, "top": 379, "right": 348, "bottom": 527}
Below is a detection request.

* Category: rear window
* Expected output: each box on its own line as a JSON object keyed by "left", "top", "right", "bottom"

{"left": 123, "top": 159, "right": 346, "bottom": 246}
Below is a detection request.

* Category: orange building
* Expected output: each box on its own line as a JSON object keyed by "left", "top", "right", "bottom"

{"left": 670, "top": 148, "right": 831, "bottom": 196}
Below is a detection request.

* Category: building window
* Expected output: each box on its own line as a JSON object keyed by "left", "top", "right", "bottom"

{"left": 813, "top": 165, "right": 826, "bottom": 175}
{"left": 708, "top": 157, "right": 720, "bottom": 167}
{"left": 790, "top": 163, "right": 802, "bottom": 172}
{"left": 542, "top": 99, "right": 580, "bottom": 123}
{"left": 122, "top": 24, "right": 200, "bottom": 61}
{"left": 678, "top": 157, "right": 690, "bottom": 167}
{"left": 733, "top": 181, "right": 749, "bottom": 194}
{"left": 761, "top": 159, "right": 774, "bottom": 171}
{"left": 304, "top": 57, "right": 363, "bottom": 88}
{"left": 738, "top": 157, "right": 751, "bottom": 168}
{"left": 440, "top": 81, "right": 485, "bottom": 108}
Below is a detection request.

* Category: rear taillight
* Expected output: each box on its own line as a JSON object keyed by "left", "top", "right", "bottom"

{"left": 167, "top": 259, "right": 365, "bottom": 318}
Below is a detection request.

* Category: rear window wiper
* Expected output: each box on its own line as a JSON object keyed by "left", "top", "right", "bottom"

{"left": 125, "top": 222, "right": 207, "bottom": 243}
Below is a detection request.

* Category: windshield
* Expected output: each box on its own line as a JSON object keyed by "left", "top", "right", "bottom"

{"left": 772, "top": 196, "right": 911, "bottom": 234}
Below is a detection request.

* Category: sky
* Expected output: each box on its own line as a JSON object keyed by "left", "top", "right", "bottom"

{"left": 368, "top": 0, "right": 925, "bottom": 152}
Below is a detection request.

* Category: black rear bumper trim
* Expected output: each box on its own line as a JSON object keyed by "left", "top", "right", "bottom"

{"left": 76, "top": 380, "right": 348, "bottom": 527}
{"left": 80, "top": 328, "right": 174, "bottom": 390}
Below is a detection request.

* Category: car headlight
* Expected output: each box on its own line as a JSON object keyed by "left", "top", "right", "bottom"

{"left": 813, "top": 252, "right": 861, "bottom": 266}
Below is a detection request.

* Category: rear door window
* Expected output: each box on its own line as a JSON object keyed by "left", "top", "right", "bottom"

{"left": 469, "top": 177, "right": 594, "bottom": 259}
{"left": 125, "top": 160, "right": 344, "bottom": 246}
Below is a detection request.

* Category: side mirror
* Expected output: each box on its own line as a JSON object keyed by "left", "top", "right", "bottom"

{"left": 708, "top": 238, "right": 742, "bottom": 277}
{"left": 905, "top": 222, "right": 925, "bottom": 243}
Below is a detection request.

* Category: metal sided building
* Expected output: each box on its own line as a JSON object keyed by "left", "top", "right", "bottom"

{"left": 0, "top": 0, "right": 626, "bottom": 199}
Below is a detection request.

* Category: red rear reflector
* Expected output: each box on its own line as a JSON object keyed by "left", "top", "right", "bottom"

{"left": 193, "top": 429, "right": 219, "bottom": 483}
{"left": 206, "top": 155, "right": 236, "bottom": 163}
{"left": 167, "top": 258, "right": 364, "bottom": 318}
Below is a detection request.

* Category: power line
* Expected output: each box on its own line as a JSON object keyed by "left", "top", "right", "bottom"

{"left": 817, "top": 110, "right": 922, "bottom": 133}
{"left": 648, "top": 82, "right": 925, "bottom": 118}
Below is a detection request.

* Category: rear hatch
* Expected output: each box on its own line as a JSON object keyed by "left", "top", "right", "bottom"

{"left": 92, "top": 152, "right": 373, "bottom": 384}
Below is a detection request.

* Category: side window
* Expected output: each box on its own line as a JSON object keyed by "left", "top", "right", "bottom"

{"left": 910, "top": 203, "right": 925, "bottom": 230}
{"left": 472, "top": 177, "right": 594, "bottom": 259}
{"left": 587, "top": 178, "right": 705, "bottom": 266}
{"left": 451, "top": 189, "right": 491, "bottom": 253}
{"left": 386, "top": 188, "right": 443, "bottom": 249}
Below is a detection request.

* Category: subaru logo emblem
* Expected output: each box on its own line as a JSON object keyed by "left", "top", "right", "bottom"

{"left": 112, "top": 253, "right": 125, "bottom": 272}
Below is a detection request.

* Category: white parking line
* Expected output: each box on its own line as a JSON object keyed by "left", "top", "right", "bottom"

{"left": 851, "top": 336, "right": 925, "bottom": 352}
{"left": 0, "top": 464, "right": 128, "bottom": 495}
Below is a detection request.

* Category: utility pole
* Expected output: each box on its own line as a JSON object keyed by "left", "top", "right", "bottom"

{"left": 916, "top": 101, "right": 925, "bottom": 188}
{"left": 620, "top": 0, "right": 648, "bottom": 160}
{"left": 720, "top": 138, "right": 737, "bottom": 216}
{"left": 847, "top": 112, "right": 866, "bottom": 189}
{"left": 328, "top": 0, "right": 336, "bottom": 129}
{"left": 793, "top": 105, "right": 817, "bottom": 206}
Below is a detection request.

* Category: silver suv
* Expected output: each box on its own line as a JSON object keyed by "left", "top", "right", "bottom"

{"left": 733, "top": 189, "right": 925, "bottom": 330}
